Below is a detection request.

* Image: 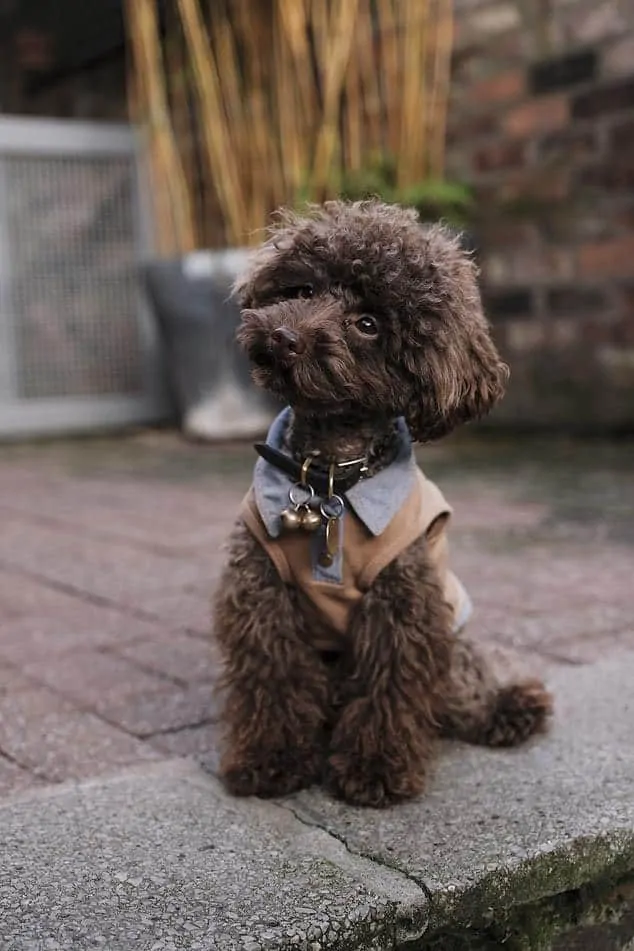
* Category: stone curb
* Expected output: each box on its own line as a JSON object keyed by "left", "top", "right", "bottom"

{"left": 2, "top": 652, "right": 634, "bottom": 949}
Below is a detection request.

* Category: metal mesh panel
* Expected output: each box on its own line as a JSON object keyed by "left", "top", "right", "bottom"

{"left": 5, "top": 153, "right": 144, "bottom": 400}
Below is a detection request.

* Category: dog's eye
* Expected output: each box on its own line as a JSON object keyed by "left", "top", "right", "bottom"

{"left": 283, "top": 284, "right": 313, "bottom": 300}
{"left": 355, "top": 315, "right": 379, "bottom": 337}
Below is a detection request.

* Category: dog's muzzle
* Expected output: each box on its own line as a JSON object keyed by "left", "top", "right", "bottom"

{"left": 270, "top": 326, "right": 305, "bottom": 364}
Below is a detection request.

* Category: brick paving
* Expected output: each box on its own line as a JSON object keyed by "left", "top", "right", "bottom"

{"left": 0, "top": 431, "right": 632, "bottom": 799}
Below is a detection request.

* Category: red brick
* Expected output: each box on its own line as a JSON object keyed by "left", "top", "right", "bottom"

{"left": 450, "top": 498, "right": 548, "bottom": 532}
{"left": 0, "top": 518, "right": 207, "bottom": 608}
{"left": 579, "top": 235, "right": 634, "bottom": 278}
{"left": 615, "top": 206, "right": 634, "bottom": 231}
{"left": 102, "top": 682, "right": 216, "bottom": 737}
{"left": 538, "top": 127, "right": 596, "bottom": 161}
{"left": 564, "top": 2, "right": 629, "bottom": 46}
{"left": 604, "top": 35, "right": 634, "bottom": 78}
{"left": 468, "top": 3, "right": 521, "bottom": 38}
{"left": 111, "top": 632, "right": 217, "bottom": 685}
{"left": 149, "top": 721, "right": 221, "bottom": 756}
{"left": 529, "top": 50, "right": 597, "bottom": 96}
{"left": 0, "top": 662, "right": 36, "bottom": 694}
{"left": 611, "top": 118, "right": 634, "bottom": 152}
{"left": 471, "top": 70, "right": 525, "bottom": 104}
{"left": 503, "top": 320, "right": 547, "bottom": 353}
{"left": 497, "top": 169, "right": 570, "bottom": 203}
{"left": 547, "top": 317, "right": 575, "bottom": 347}
{"left": 0, "top": 685, "right": 75, "bottom": 720}
{"left": 505, "top": 95, "right": 569, "bottom": 138}
{"left": 450, "top": 44, "right": 480, "bottom": 82}
{"left": 0, "top": 571, "right": 85, "bottom": 620}
{"left": 485, "top": 246, "right": 576, "bottom": 285}
{"left": 542, "top": 632, "right": 634, "bottom": 666}
{"left": 0, "top": 484, "right": 236, "bottom": 553}
{"left": 484, "top": 603, "right": 633, "bottom": 653}
{"left": 447, "top": 113, "right": 498, "bottom": 145}
{"left": 0, "top": 756, "right": 41, "bottom": 797}
{"left": 452, "top": 543, "right": 634, "bottom": 615}
{"left": 474, "top": 139, "right": 526, "bottom": 172}
{"left": 134, "top": 591, "right": 212, "bottom": 633}
{"left": 572, "top": 78, "right": 634, "bottom": 120}
{"left": 0, "top": 610, "right": 161, "bottom": 666}
{"left": 621, "top": 284, "right": 634, "bottom": 319}
{"left": 477, "top": 217, "right": 536, "bottom": 248}
{"left": 23, "top": 650, "right": 171, "bottom": 710}
{"left": 0, "top": 689, "right": 159, "bottom": 781}
{"left": 580, "top": 162, "right": 634, "bottom": 192}
{"left": 484, "top": 288, "right": 534, "bottom": 319}
{"left": 547, "top": 286, "right": 608, "bottom": 316}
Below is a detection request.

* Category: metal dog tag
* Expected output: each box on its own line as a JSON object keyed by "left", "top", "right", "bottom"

{"left": 319, "top": 516, "right": 339, "bottom": 567}
{"left": 318, "top": 494, "right": 344, "bottom": 568}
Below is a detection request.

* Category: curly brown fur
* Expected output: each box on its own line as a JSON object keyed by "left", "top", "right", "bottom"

{"left": 214, "top": 522, "right": 330, "bottom": 797}
{"left": 213, "top": 199, "right": 552, "bottom": 808}
{"left": 235, "top": 200, "right": 509, "bottom": 442}
{"left": 327, "top": 535, "right": 454, "bottom": 807}
{"left": 439, "top": 637, "right": 553, "bottom": 748}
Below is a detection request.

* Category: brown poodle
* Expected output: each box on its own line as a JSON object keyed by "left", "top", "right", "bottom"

{"left": 212, "top": 200, "right": 552, "bottom": 809}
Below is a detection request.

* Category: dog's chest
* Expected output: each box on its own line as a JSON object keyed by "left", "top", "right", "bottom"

{"left": 241, "top": 471, "right": 443, "bottom": 639}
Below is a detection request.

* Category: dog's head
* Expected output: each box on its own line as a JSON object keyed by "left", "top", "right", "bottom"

{"left": 235, "top": 200, "right": 507, "bottom": 441}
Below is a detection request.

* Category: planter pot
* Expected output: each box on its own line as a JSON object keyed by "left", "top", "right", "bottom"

{"left": 144, "top": 248, "right": 278, "bottom": 441}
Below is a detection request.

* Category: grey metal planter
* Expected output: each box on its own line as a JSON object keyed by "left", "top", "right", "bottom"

{"left": 144, "top": 248, "right": 278, "bottom": 441}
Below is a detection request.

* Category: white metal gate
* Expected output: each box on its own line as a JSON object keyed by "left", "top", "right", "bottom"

{"left": 0, "top": 116, "right": 167, "bottom": 438}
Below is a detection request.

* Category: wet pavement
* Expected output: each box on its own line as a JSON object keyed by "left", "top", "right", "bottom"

{"left": 0, "top": 429, "right": 632, "bottom": 797}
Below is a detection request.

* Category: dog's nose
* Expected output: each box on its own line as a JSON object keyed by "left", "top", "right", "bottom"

{"left": 271, "top": 327, "right": 304, "bottom": 357}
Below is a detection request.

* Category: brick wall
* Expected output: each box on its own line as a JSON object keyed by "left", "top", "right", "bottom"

{"left": 449, "top": 0, "right": 634, "bottom": 431}
{"left": 1, "top": 1, "right": 126, "bottom": 120}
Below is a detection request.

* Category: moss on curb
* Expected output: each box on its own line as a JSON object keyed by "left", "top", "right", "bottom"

{"left": 411, "top": 872, "right": 634, "bottom": 950}
{"left": 419, "top": 834, "right": 634, "bottom": 932}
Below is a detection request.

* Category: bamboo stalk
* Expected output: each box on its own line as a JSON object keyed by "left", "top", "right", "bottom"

{"left": 428, "top": 0, "right": 454, "bottom": 179}
{"left": 125, "top": 0, "right": 196, "bottom": 254}
{"left": 176, "top": 0, "right": 248, "bottom": 245}
{"left": 399, "top": 0, "right": 429, "bottom": 188}
{"left": 164, "top": 21, "right": 200, "bottom": 248}
{"left": 343, "top": 41, "right": 362, "bottom": 172}
{"left": 376, "top": 0, "right": 399, "bottom": 159}
{"left": 356, "top": 0, "right": 384, "bottom": 160}
{"left": 124, "top": 0, "right": 455, "bottom": 250}
{"left": 273, "top": 8, "right": 304, "bottom": 202}
{"left": 278, "top": 0, "right": 316, "bottom": 126}
{"left": 312, "top": 0, "right": 361, "bottom": 193}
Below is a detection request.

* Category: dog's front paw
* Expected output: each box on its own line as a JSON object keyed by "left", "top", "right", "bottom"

{"left": 220, "top": 747, "right": 321, "bottom": 799}
{"left": 327, "top": 754, "right": 397, "bottom": 808}
{"left": 327, "top": 752, "right": 423, "bottom": 808}
{"left": 484, "top": 679, "right": 553, "bottom": 748}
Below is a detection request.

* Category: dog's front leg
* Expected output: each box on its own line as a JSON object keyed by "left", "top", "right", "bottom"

{"left": 213, "top": 523, "right": 329, "bottom": 799}
{"left": 327, "top": 537, "right": 452, "bottom": 808}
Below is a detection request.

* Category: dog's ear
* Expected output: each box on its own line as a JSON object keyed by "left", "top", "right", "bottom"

{"left": 233, "top": 207, "right": 308, "bottom": 307}
{"left": 232, "top": 242, "right": 281, "bottom": 308}
{"left": 403, "top": 227, "right": 509, "bottom": 442}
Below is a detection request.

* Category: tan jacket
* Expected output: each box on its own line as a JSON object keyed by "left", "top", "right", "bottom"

{"left": 241, "top": 466, "right": 469, "bottom": 652}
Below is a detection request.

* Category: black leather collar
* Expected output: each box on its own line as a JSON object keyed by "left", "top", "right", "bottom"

{"left": 253, "top": 442, "right": 367, "bottom": 495}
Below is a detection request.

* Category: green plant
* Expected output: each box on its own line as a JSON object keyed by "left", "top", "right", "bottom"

{"left": 296, "top": 153, "right": 474, "bottom": 228}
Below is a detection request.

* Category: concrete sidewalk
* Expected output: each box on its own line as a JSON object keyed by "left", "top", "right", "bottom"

{"left": 2, "top": 652, "right": 633, "bottom": 950}
{"left": 0, "top": 432, "right": 633, "bottom": 948}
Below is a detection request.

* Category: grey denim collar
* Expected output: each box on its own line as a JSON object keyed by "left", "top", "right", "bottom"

{"left": 253, "top": 407, "right": 416, "bottom": 539}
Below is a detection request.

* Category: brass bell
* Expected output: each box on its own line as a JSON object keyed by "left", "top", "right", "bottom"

{"left": 300, "top": 508, "right": 322, "bottom": 532}
{"left": 281, "top": 507, "right": 303, "bottom": 531}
